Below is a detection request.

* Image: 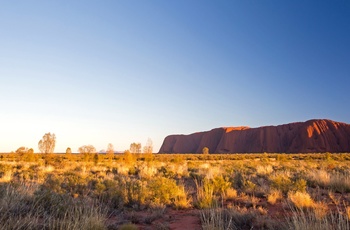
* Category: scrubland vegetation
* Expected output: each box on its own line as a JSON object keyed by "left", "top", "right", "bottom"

{"left": 0, "top": 152, "right": 350, "bottom": 229}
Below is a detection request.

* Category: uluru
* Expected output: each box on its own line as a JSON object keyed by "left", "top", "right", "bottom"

{"left": 159, "top": 119, "right": 350, "bottom": 153}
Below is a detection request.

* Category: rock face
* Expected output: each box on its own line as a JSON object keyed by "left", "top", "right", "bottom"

{"left": 159, "top": 119, "right": 350, "bottom": 153}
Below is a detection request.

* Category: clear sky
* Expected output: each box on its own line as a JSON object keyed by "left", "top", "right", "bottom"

{"left": 0, "top": 1, "right": 349, "bottom": 153}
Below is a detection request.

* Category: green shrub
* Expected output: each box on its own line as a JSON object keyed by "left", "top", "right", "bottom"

{"left": 147, "top": 177, "right": 183, "bottom": 206}
{"left": 195, "top": 178, "right": 215, "bottom": 209}
{"left": 293, "top": 178, "right": 307, "bottom": 192}
{"left": 42, "top": 173, "right": 64, "bottom": 193}
{"left": 201, "top": 206, "right": 259, "bottom": 230}
{"left": 232, "top": 171, "right": 245, "bottom": 189}
{"left": 212, "top": 176, "right": 231, "bottom": 197}
{"left": 271, "top": 174, "right": 293, "bottom": 194}
{"left": 61, "top": 172, "right": 90, "bottom": 196}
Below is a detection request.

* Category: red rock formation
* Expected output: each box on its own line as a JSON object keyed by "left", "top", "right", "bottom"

{"left": 158, "top": 119, "right": 350, "bottom": 153}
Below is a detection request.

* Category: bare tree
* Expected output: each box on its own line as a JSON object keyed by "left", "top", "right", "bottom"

{"left": 78, "top": 145, "right": 96, "bottom": 155}
{"left": 136, "top": 143, "right": 141, "bottom": 153}
{"left": 38, "top": 133, "right": 56, "bottom": 154}
{"left": 143, "top": 138, "right": 153, "bottom": 154}
{"left": 130, "top": 142, "right": 141, "bottom": 154}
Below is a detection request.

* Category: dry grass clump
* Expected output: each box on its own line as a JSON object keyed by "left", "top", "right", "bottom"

{"left": 287, "top": 190, "right": 329, "bottom": 220}
{"left": 0, "top": 170, "right": 12, "bottom": 182}
{"left": 346, "top": 206, "right": 350, "bottom": 220}
{"left": 225, "top": 188, "right": 238, "bottom": 199}
{"left": 267, "top": 189, "right": 283, "bottom": 205}
{"left": 144, "top": 204, "right": 166, "bottom": 224}
{"left": 270, "top": 172, "right": 293, "bottom": 194}
{"left": 0, "top": 163, "right": 13, "bottom": 182}
{"left": 288, "top": 191, "right": 315, "bottom": 209}
{"left": 0, "top": 182, "right": 107, "bottom": 230}
{"left": 237, "top": 193, "right": 261, "bottom": 209}
{"left": 195, "top": 178, "right": 215, "bottom": 209}
{"left": 46, "top": 203, "right": 107, "bottom": 230}
{"left": 165, "top": 162, "right": 189, "bottom": 177}
{"left": 313, "top": 202, "right": 328, "bottom": 220}
{"left": 199, "top": 164, "right": 223, "bottom": 179}
{"left": 256, "top": 164, "right": 274, "bottom": 175}
{"left": 138, "top": 164, "right": 157, "bottom": 178}
{"left": 328, "top": 191, "right": 341, "bottom": 205}
{"left": 173, "top": 185, "right": 192, "bottom": 209}
{"left": 114, "top": 163, "right": 130, "bottom": 175}
{"left": 286, "top": 205, "right": 350, "bottom": 230}
{"left": 308, "top": 170, "right": 330, "bottom": 186}
{"left": 308, "top": 169, "right": 350, "bottom": 193}
{"left": 41, "top": 165, "right": 55, "bottom": 173}
{"left": 328, "top": 173, "right": 350, "bottom": 193}
{"left": 200, "top": 208, "right": 234, "bottom": 230}
{"left": 200, "top": 204, "right": 271, "bottom": 230}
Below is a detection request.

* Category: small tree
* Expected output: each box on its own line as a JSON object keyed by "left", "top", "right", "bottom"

{"left": 123, "top": 150, "right": 135, "bottom": 165}
{"left": 78, "top": 145, "right": 96, "bottom": 154}
{"left": 66, "top": 147, "right": 72, "bottom": 155}
{"left": 15, "top": 146, "right": 35, "bottom": 162}
{"left": 202, "top": 147, "right": 209, "bottom": 155}
{"left": 143, "top": 138, "right": 153, "bottom": 154}
{"left": 78, "top": 145, "right": 96, "bottom": 162}
{"left": 106, "top": 143, "right": 114, "bottom": 161}
{"left": 25, "top": 148, "right": 35, "bottom": 162}
{"left": 27, "top": 148, "right": 34, "bottom": 155}
{"left": 130, "top": 142, "right": 141, "bottom": 154}
{"left": 66, "top": 147, "right": 72, "bottom": 160}
{"left": 93, "top": 153, "right": 101, "bottom": 165}
{"left": 16, "top": 146, "right": 29, "bottom": 156}
{"left": 38, "top": 133, "right": 56, "bottom": 154}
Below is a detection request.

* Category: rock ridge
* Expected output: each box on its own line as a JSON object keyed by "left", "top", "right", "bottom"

{"left": 158, "top": 119, "right": 350, "bottom": 153}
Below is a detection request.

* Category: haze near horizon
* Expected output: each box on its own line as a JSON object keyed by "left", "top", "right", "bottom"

{"left": 0, "top": 1, "right": 349, "bottom": 153}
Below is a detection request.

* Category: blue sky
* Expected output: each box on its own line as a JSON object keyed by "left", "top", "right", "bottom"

{"left": 0, "top": 1, "right": 349, "bottom": 153}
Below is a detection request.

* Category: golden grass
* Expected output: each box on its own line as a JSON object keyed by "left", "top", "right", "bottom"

{"left": 288, "top": 191, "right": 316, "bottom": 209}
{"left": 268, "top": 189, "right": 283, "bottom": 205}
{"left": 313, "top": 202, "right": 329, "bottom": 220}
{"left": 225, "top": 188, "right": 238, "bottom": 199}
{"left": 174, "top": 186, "right": 192, "bottom": 210}
{"left": 346, "top": 206, "right": 350, "bottom": 219}
{"left": 0, "top": 153, "right": 350, "bottom": 229}
{"left": 256, "top": 165, "right": 274, "bottom": 175}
